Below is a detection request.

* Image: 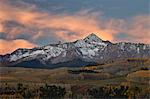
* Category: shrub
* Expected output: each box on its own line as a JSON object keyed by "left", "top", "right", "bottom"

{"left": 39, "top": 84, "right": 66, "bottom": 98}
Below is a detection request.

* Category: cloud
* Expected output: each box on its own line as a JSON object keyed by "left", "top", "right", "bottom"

{"left": 0, "top": 39, "right": 36, "bottom": 55}
{"left": 0, "top": 0, "right": 149, "bottom": 55}
{"left": 0, "top": 0, "right": 40, "bottom": 39}
{"left": 0, "top": 0, "right": 115, "bottom": 42}
{"left": 32, "top": 31, "right": 44, "bottom": 40}
{"left": 1, "top": 0, "right": 149, "bottom": 43}
{"left": 125, "top": 15, "right": 150, "bottom": 43}
{"left": 43, "top": 13, "right": 115, "bottom": 41}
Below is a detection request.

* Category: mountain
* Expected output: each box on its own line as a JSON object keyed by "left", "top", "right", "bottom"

{"left": 0, "top": 33, "right": 150, "bottom": 68}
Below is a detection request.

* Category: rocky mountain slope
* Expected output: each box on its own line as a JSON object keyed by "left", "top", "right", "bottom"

{"left": 0, "top": 33, "right": 150, "bottom": 68}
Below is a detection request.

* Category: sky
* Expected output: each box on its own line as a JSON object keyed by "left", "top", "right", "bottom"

{"left": 0, "top": 0, "right": 150, "bottom": 54}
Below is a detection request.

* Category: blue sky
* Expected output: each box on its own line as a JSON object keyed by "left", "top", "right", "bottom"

{"left": 24, "top": 0, "right": 149, "bottom": 18}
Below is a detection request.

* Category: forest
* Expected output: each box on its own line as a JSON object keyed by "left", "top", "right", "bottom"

{"left": 0, "top": 83, "right": 149, "bottom": 99}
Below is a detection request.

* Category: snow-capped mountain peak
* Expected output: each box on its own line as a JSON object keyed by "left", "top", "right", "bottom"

{"left": 82, "top": 33, "right": 107, "bottom": 47}
{"left": 84, "top": 33, "right": 103, "bottom": 43}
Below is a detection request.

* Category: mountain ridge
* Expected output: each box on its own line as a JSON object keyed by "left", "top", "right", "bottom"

{"left": 0, "top": 33, "right": 150, "bottom": 68}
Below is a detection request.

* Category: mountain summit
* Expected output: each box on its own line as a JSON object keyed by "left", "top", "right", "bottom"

{"left": 0, "top": 33, "right": 150, "bottom": 68}
{"left": 84, "top": 33, "right": 103, "bottom": 43}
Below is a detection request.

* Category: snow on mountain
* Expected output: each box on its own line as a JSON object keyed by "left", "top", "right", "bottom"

{"left": 74, "top": 33, "right": 107, "bottom": 58}
{"left": 84, "top": 33, "right": 102, "bottom": 43}
{"left": 9, "top": 45, "right": 65, "bottom": 62}
{"left": 10, "top": 50, "right": 45, "bottom": 61}
{"left": 80, "top": 47, "right": 99, "bottom": 58}
{"left": 83, "top": 33, "right": 107, "bottom": 46}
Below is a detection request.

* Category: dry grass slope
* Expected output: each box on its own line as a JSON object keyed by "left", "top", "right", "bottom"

{"left": 0, "top": 58, "right": 149, "bottom": 87}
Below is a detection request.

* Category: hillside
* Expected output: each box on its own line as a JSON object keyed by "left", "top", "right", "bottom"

{"left": 0, "top": 58, "right": 149, "bottom": 86}
{"left": 86, "top": 58, "right": 150, "bottom": 76}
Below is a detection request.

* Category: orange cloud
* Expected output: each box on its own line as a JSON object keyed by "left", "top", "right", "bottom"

{"left": 42, "top": 15, "right": 115, "bottom": 41}
{"left": 125, "top": 15, "right": 150, "bottom": 43}
{"left": 0, "top": 39, "right": 36, "bottom": 55}
{"left": 0, "top": 0, "right": 116, "bottom": 41}
{"left": 0, "top": 22, "right": 2, "bottom": 32}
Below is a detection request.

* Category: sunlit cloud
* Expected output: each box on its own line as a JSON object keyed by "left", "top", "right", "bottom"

{"left": 0, "top": 0, "right": 115, "bottom": 41}
{"left": 125, "top": 15, "right": 150, "bottom": 43}
{"left": 0, "top": 39, "right": 36, "bottom": 55}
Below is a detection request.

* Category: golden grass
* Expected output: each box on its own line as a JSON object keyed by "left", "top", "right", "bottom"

{"left": 127, "top": 70, "right": 150, "bottom": 78}
{"left": 127, "top": 70, "right": 150, "bottom": 84}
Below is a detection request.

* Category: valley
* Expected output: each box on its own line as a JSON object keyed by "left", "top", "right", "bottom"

{"left": 0, "top": 58, "right": 149, "bottom": 98}
{"left": 0, "top": 58, "right": 149, "bottom": 86}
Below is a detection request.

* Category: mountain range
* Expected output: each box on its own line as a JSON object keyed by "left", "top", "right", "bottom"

{"left": 0, "top": 33, "right": 150, "bottom": 68}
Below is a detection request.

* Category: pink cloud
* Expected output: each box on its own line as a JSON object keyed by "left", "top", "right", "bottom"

{"left": 125, "top": 15, "right": 150, "bottom": 43}
{"left": 0, "top": 39, "right": 36, "bottom": 55}
{"left": 0, "top": 0, "right": 116, "bottom": 41}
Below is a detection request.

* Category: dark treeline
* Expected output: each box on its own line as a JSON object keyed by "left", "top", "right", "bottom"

{"left": 0, "top": 83, "right": 66, "bottom": 99}
{"left": 0, "top": 83, "right": 149, "bottom": 99}
{"left": 68, "top": 69, "right": 99, "bottom": 74}
{"left": 87, "top": 86, "right": 147, "bottom": 99}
